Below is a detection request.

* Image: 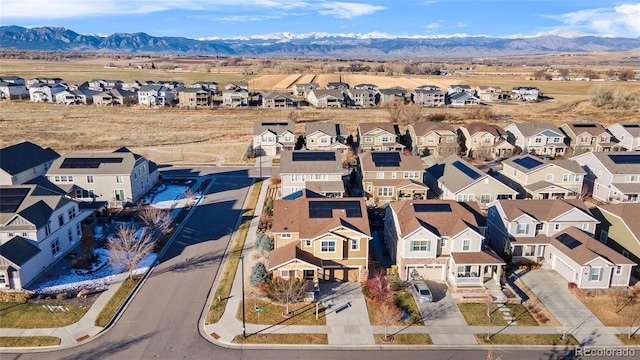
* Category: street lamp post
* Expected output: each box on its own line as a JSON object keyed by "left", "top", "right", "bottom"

{"left": 241, "top": 254, "right": 246, "bottom": 338}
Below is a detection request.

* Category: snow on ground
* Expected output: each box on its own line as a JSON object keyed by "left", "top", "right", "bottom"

{"left": 147, "top": 184, "right": 189, "bottom": 209}
{"left": 29, "top": 249, "right": 157, "bottom": 295}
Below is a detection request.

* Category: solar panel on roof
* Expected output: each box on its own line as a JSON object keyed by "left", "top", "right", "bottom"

{"left": 557, "top": 235, "right": 582, "bottom": 249}
{"left": 572, "top": 124, "right": 597, "bottom": 128}
{"left": 452, "top": 160, "right": 481, "bottom": 180}
{"left": 371, "top": 152, "right": 401, "bottom": 167}
{"left": 292, "top": 152, "right": 336, "bottom": 162}
{"left": 0, "top": 188, "right": 30, "bottom": 213}
{"left": 608, "top": 154, "right": 640, "bottom": 164}
{"left": 413, "top": 203, "right": 452, "bottom": 213}
{"left": 261, "top": 122, "right": 289, "bottom": 126}
{"left": 623, "top": 124, "right": 640, "bottom": 128}
{"left": 60, "top": 157, "right": 123, "bottom": 169}
{"left": 308, "top": 200, "right": 362, "bottom": 218}
{"left": 513, "top": 156, "right": 543, "bottom": 169}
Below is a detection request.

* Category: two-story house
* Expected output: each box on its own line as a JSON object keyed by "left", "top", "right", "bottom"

{"left": 505, "top": 122, "right": 567, "bottom": 156}
{"left": 253, "top": 121, "right": 296, "bottom": 156}
{"left": 225, "top": 81, "right": 249, "bottom": 91}
{"left": 357, "top": 123, "right": 404, "bottom": 152}
{"left": 0, "top": 80, "right": 29, "bottom": 100}
{"left": 500, "top": 155, "right": 586, "bottom": 199}
{"left": 377, "top": 87, "right": 408, "bottom": 106}
{"left": 189, "top": 81, "right": 219, "bottom": 94}
{"left": 457, "top": 122, "right": 513, "bottom": 159}
{"left": 425, "top": 155, "right": 517, "bottom": 208}
{"left": 46, "top": 147, "right": 159, "bottom": 208}
{"left": 606, "top": 123, "right": 640, "bottom": 151}
{"left": 306, "top": 89, "right": 344, "bottom": 108}
{"left": 260, "top": 91, "right": 293, "bottom": 109}
{"left": 1, "top": 142, "right": 60, "bottom": 185}
{"left": 221, "top": 88, "right": 249, "bottom": 107}
{"left": 280, "top": 150, "right": 345, "bottom": 198}
{"left": 0, "top": 181, "right": 92, "bottom": 290}
{"left": 325, "top": 82, "right": 349, "bottom": 91}
{"left": 510, "top": 87, "right": 539, "bottom": 101}
{"left": 590, "top": 203, "right": 640, "bottom": 268}
{"left": 447, "top": 84, "right": 472, "bottom": 94}
{"left": 560, "top": 123, "right": 617, "bottom": 154}
{"left": 353, "top": 84, "right": 379, "bottom": 91}
{"left": 487, "top": 199, "right": 634, "bottom": 289}
{"left": 137, "top": 85, "right": 174, "bottom": 107}
{"left": 292, "top": 83, "right": 319, "bottom": 97}
{"left": 405, "top": 122, "right": 459, "bottom": 157}
{"left": 447, "top": 91, "right": 480, "bottom": 106}
{"left": 571, "top": 152, "right": 640, "bottom": 203}
{"left": 358, "top": 151, "right": 428, "bottom": 205}
{"left": 475, "top": 86, "right": 503, "bottom": 102}
{"left": 345, "top": 88, "right": 376, "bottom": 107}
{"left": 29, "top": 83, "right": 66, "bottom": 102}
{"left": 269, "top": 193, "right": 371, "bottom": 282}
{"left": 384, "top": 200, "right": 504, "bottom": 287}
{"left": 177, "top": 88, "right": 213, "bottom": 108}
{"left": 92, "top": 88, "right": 137, "bottom": 106}
{"left": 411, "top": 85, "right": 445, "bottom": 107}
{"left": 304, "top": 122, "right": 349, "bottom": 151}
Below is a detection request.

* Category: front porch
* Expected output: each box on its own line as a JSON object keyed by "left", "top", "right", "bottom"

{"left": 448, "top": 249, "right": 505, "bottom": 288}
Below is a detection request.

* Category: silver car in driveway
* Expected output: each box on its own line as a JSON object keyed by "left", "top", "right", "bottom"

{"left": 411, "top": 281, "right": 433, "bottom": 303}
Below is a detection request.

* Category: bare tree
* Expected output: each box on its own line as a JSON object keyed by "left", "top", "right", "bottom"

{"left": 378, "top": 296, "right": 403, "bottom": 342}
{"left": 341, "top": 148, "right": 357, "bottom": 168}
{"left": 265, "top": 277, "right": 308, "bottom": 316}
{"left": 137, "top": 206, "right": 172, "bottom": 242}
{"left": 387, "top": 98, "right": 405, "bottom": 123}
{"left": 107, "top": 224, "right": 155, "bottom": 281}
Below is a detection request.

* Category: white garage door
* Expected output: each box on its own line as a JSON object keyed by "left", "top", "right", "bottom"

{"left": 409, "top": 265, "right": 444, "bottom": 281}
{"left": 553, "top": 256, "right": 576, "bottom": 283}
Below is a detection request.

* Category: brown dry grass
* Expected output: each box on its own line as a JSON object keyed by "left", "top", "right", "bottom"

{"left": 580, "top": 295, "right": 638, "bottom": 327}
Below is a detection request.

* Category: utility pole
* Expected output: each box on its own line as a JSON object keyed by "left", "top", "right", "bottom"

{"left": 241, "top": 255, "right": 246, "bottom": 338}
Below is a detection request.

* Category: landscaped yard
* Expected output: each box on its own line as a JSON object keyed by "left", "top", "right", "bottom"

{"left": 233, "top": 333, "right": 327, "bottom": 344}
{"left": 0, "top": 336, "right": 61, "bottom": 347}
{"left": 366, "top": 291, "right": 423, "bottom": 326}
{"left": 458, "top": 303, "right": 538, "bottom": 326}
{"left": 237, "top": 299, "right": 327, "bottom": 326}
{"left": 0, "top": 302, "right": 89, "bottom": 328}
{"left": 374, "top": 333, "right": 432, "bottom": 345}
{"left": 475, "top": 334, "right": 580, "bottom": 345}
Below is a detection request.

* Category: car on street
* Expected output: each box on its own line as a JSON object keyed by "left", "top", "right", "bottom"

{"left": 411, "top": 281, "right": 433, "bottom": 303}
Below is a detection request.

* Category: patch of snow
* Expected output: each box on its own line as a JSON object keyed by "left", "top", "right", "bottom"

{"left": 147, "top": 184, "right": 189, "bottom": 209}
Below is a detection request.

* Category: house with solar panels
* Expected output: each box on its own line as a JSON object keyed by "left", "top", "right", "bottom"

{"left": 269, "top": 191, "right": 371, "bottom": 282}
{"left": 384, "top": 200, "right": 504, "bottom": 288}
{"left": 606, "top": 123, "right": 640, "bottom": 151}
{"left": 559, "top": 123, "right": 618, "bottom": 154}
{"left": 357, "top": 123, "right": 404, "bottom": 152}
{"left": 571, "top": 152, "right": 640, "bottom": 203}
{"left": 405, "top": 122, "right": 459, "bottom": 157}
{"left": 0, "top": 181, "right": 91, "bottom": 289}
{"left": 280, "top": 150, "right": 345, "bottom": 198}
{"left": 46, "top": 148, "right": 159, "bottom": 208}
{"left": 457, "top": 122, "right": 513, "bottom": 159}
{"left": 358, "top": 151, "right": 428, "bottom": 205}
{"left": 0, "top": 142, "right": 60, "bottom": 185}
{"left": 500, "top": 154, "right": 585, "bottom": 200}
{"left": 487, "top": 199, "right": 635, "bottom": 289}
{"left": 504, "top": 122, "right": 567, "bottom": 157}
{"left": 425, "top": 155, "right": 517, "bottom": 208}
{"left": 304, "top": 122, "right": 350, "bottom": 152}
{"left": 252, "top": 121, "right": 296, "bottom": 156}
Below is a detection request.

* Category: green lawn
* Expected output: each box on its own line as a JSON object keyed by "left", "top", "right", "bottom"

{"left": 237, "top": 299, "right": 326, "bottom": 326}
{"left": 0, "top": 302, "right": 89, "bottom": 328}
{"left": 0, "top": 336, "right": 61, "bottom": 347}
{"left": 395, "top": 292, "right": 424, "bottom": 325}
{"left": 95, "top": 276, "right": 140, "bottom": 327}
{"left": 475, "top": 334, "right": 579, "bottom": 345}
{"left": 374, "top": 333, "right": 432, "bottom": 345}
{"left": 458, "top": 303, "right": 538, "bottom": 326}
{"left": 233, "top": 333, "right": 327, "bottom": 344}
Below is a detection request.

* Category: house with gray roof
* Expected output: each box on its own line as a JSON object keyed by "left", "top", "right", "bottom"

{"left": 280, "top": 150, "right": 345, "bottom": 198}
{"left": 377, "top": 87, "right": 407, "bottom": 106}
{"left": 425, "top": 155, "right": 516, "bottom": 208}
{"left": 0, "top": 81, "right": 29, "bottom": 100}
{"left": 475, "top": 86, "right": 503, "bottom": 102}
{"left": 0, "top": 181, "right": 92, "bottom": 289}
{"left": 46, "top": 147, "right": 159, "bottom": 208}
{"left": 304, "top": 122, "right": 349, "bottom": 151}
{"left": 0, "top": 142, "right": 60, "bottom": 185}
{"left": 511, "top": 86, "right": 539, "bottom": 101}
{"left": 260, "top": 91, "right": 293, "bottom": 109}
{"left": 28, "top": 83, "right": 66, "bottom": 102}
{"left": 253, "top": 121, "right": 296, "bottom": 156}
{"left": 325, "top": 82, "right": 349, "bottom": 91}
{"left": 138, "top": 85, "right": 174, "bottom": 106}
{"left": 447, "top": 91, "right": 480, "bottom": 106}
{"left": 221, "top": 88, "right": 249, "bottom": 107}
{"left": 571, "top": 151, "right": 640, "bottom": 204}
{"left": 411, "top": 86, "right": 445, "bottom": 107}
{"left": 500, "top": 154, "right": 585, "bottom": 199}
{"left": 560, "top": 123, "right": 618, "bottom": 154}
{"left": 353, "top": 84, "right": 378, "bottom": 91}
{"left": 177, "top": 87, "right": 213, "bottom": 108}
{"left": 92, "top": 88, "right": 137, "bottom": 106}
{"left": 606, "top": 123, "right": 640, "bottom": 151}
{"left": 447, "top": 84, "right": 472, "bottom": 94}
{"left": 504, "top": 122, "right": 567, "bottom": 156}
{"left": 189, "top": 81, "right": 219, "bottom": 94}
{"left": 357, "top": 123, "right": 404, "bottom": 152}
{"left": 306, "top": 89, "right": 344, "bottom": 108}
{"left": 405, "top": 122, "right": 459, "bottom": 157}
{"left": 292, "top": 83, "right": 319, "bottom": 97}
{"left": 345, "top": 88, "right": 376, "bottom": 108}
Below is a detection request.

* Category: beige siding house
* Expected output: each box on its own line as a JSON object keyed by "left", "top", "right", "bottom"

{"left": 252, "top": 121, "right": 296, "bottom": 156}
{"left": 457, "top": 122, "right": 512, "bottom": 159}
{"left": 357, "top": 123, "right": 404, "bottom": 152}
{"left": 405, "top": 122, "right": 459, "bottom": 157}
{"left": 280, "top": 150, "right": 345, "bottom": 198}
{"left": 304, "top": 122, "right": 349, "bottom": 151}
{"left": 306, "top": 89, "right": 344, "bottom": 108}
{"left": 500, "top": 155, "right": 585, "bottom": 199}
{"left": 560, "top": 123, "right": 617, "bottom": 154}
{"left": 591, "top": 203, "right": 640, "bottom": 267}
{"left": 358, "top": 151, "right": 427, "bottom": 205}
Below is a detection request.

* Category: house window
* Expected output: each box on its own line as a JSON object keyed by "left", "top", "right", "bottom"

{"left": 524, "top": 245, "right": 536, "bottom": 256}
{"left": 456, "top": 194, "right": 474, "bottom": 202}
{"left": 535, "top": 138, "right": 542, "bottom": 143}
{"left": 364, "top": 136, "right": 372, "bottom": 142}
{"left": 627, "top": 175, "right": 640, "bottom": 182}
{"left": 623, "top": 250, "right": 630, "bottom": 258}
{"left": 516, "top": 224, "right": 528, "bottom": 235}
{"left": 0, "top": 273, "right": 6, "bottom": 285}
{"left": 589, "top": 267, "right": 603, "bottom": 281}
{"left": 480, "top": 194, "right": 491, "bottom": 204}
{"left": 350, "top": 239, "right": 359, "bottom": 251}
{"left": 8, "top": 232, "right": 15, "bottom": 237}
{"left": 554, "top": 224, "right": 561, "bottom": 231}
{"left": 377, "top": 172, "right": 384, "bottom": 179}
{"left": 75, "top": 189, "right": 83, "bottom": 198}
{"left": 321, "top": 241, "right": 336, "bottom": 252}
{"left": 615, "top": 266, "right": 622, "bottom": 275}
{"left": 280, "top": 270, "right": 293, "bottom": 278}
{"left": 599, "top": 230, "right": 608, "bottom": 243}
{"left": 581, "top": 223, "right": 589, "bottom": 231}
{"left": 114, "top": 189, "right": 125, "bottom": 201}
{"left": 446, "top": 137, "right": 454, "bottom": 143}
{"left": 595, "top": 184, "right": 600, "bottom": 191}
{"left": 553, "top": 137, "right": 561, "bottom": 143}
{"left": 77, "top": 223, "right": 82, "bottom": 237}
{"left": 68, "top": 207, "right": 76, "bottom": 220}
{"left": 462, "top": 239, "right": 471, "bottom": 251}
{"left": 303, "top": 270, "right": 315, "bottom": 279}
{"left": 51, "top": 238, "right": 60, "bottom": 257}
{"left": 281, "top": 233, "right": 292, "bottom": 238}
{"left": 535, "top": 223, "right": 544, "bottom": 231}
{"left": 44, "top": 223, "right": 51, "bottom": 236}
{"left": 563, "top": 174, "right": 579, "bottom": 182}
{"left": 580, "top": 136, "right": 588, "bottom": 143}
{"left": 305, "top": 240, "right": 311, "bottom": 247}
{"left": 87, "top": 176, "right": 94, "bottom": 183}
{"left": 58, "top": 214, "right": 64, "bottom": 226}
{"left": 411, "top": 240, "right": 429, "bottom": 252}
{"left": 427, "top": 137, "right": 435, "bottom": 143}
{"left": 546, "top": 174, "right": 554, "bottom": 181}
{"left": 116, "top": 175, "right": 124, "bottom": 184}
{"left": 440, "top": 238, "right": 447, "bottom": 248}
{"left": 68, "top": 228, "right": 73, "bottom": 244}
{"left": 377, "top": 187, "right": 393, "bottom": 197}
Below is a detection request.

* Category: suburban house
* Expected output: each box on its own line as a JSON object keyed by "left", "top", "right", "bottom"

{"left": 55, "top": 89, "right": 97, "bottom": 105}
{"left": 306, "top": 89, "right": 344, "bottom": 108}
{"left": 88, "top": 79, "right": 123, "bottom": 91}
{"left": 475, "top": 86, "right": 503, "bottom": 102}
{"left": 292, "top": 83, "right": 319, "bottom": 97}
{"left": 157, "top": 80, "right": 184, "bottom": 90}
{"left": 0, "top": 142, "right": 60, "bottom": 185}
{"left": 0, "top": 81, "right": 29, "bottom": 100}
{"left": 590, "top": 203, "right": 640, "bottom": 267}
{"left": 377, "top": 87, "right": 407, "bottom": 106}
{"left": 571, "top": 151, "right": 640, "bottom": 203}
{"left": 353, "top": 83, "right": 379, "bottom": 91}
{"left": 325, "top": 82, "right": 349, "bottom": 91}
{"left": 559, "top": 123, "right": 617, "bottom": 154}
{"left": 500, "top": 155, "right": 586, "bottom": 199}
{"left": 304, "top": 122, "right": 349, "bottom": 151}
{"left": 252, "top": 121, "right": 296, "bottom": 156}
{"left": 0, "top": 76, "right": 26, "bottom": 85}
{"left": 345, "top": 88, "right": 376, "bottom": 108}
{"left": 357, "top": 123, "right": 404, "bottom": 152}
{"left": 425, "top": 155, "right": 517, "bottom": 208}
{"left": 137, "top": 85, "right": 174, "bottom": 107}
{"left": 189, "top": 81, "right": 219, "bottom": 94}
{"left": 27, "top": 77, "right": 63, "bottom": 87}
{"left": 280, "top": 150, "right": 345, "bottom": 198}
{"left": 225, "top": 81, "right": 249, "bottom": 91}
{"left": 411, "top": 85, "right": 445, "bottom": 107}
{"left": 358, "top": 151, "right": 428, "bottom": 205}
{"left": 606, "top": 123, "right": 640, "bottom": 151}
{"left": 447, "top": 91, "right": 480, "bottom": 106}
{"left": 62, "top": 80, "right": 89, "bottom": 91}
{"left": 29, "top": 83, "right": 66, "bottom": 102}
{"left": 46, "top": 147, "right": 159, "bottom": 208}
{"left": 221, "top": 88, "right": 249, "bottom": 107}
{"left": 177, "top": 88, "right": 213, "bottom": 108}
{"left": 457, "top": 122, "right": 513, "bottom": 159}
{"left": 0, "top": 181, "right": 92, "bottom": 290}
{"left": 487, "top": 199, "right": 634, "bottom": 289}
{"left": 446, "top": 84, "right": 472, "bottom": 94}
{"left": 260, "top": 91, "right": 293, "bottom": 109}
{"left": 121, "top": 80, "right": 143, "bottom": 91}
{"left": 269, "top": 192, "right": 371, "bottom": 282}
{"left": 405, "top": 122, "right": 459, "bottom": 157}
{"left": 505, "top": 122, "right": 567, "bottom": 156}
{"left": 384, "top": 200, "right": 504, "bottom": 288}
{"left": 92, "top": 88, "right": 137, "bottom": 106}
{"left": 511, "top": 87, "right": 540, "bottom": 101}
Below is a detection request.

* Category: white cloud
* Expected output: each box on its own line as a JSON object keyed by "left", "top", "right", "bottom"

{"left": 552, "top": 3, "right": 640, "bottom": 37}
{"left": 456, "top": 22, "right": 467, "bottom": 28}
{"left": 419, "top": 1, "right": 437, "bottom": 5}
{"left": 317, "top": 2, "right": 386, "bottom": 19}
{"left": 425, "top": 21, "right": 442, "bottom": 29}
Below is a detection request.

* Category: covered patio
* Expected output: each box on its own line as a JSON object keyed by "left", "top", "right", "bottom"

{"left": 448, "top": 249, "right": 505, "bottom": 287}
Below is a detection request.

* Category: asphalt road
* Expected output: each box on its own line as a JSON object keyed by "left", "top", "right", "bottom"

{"left": 4, "top": 168, "right": 579, "bottom": 360}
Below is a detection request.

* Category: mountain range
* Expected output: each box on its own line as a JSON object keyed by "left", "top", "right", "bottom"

{"left": 2, "top": 26, "right": 640, "bottom": 59}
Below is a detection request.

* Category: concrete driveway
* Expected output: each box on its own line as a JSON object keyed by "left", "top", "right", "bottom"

{"left": 318, "top": 281, "right": 375, "bottom": 345}
{"left": 417, "top": 281, "right": 466, "bottom": 326}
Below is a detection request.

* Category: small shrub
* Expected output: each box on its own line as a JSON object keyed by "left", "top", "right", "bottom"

{"left": 249, "top": 262, "right": 269, "bottom": 286}
{"left": 0, "top": 291, "right": 30, "bottom": 303}
{"left": 255, "top": 232, "right": 274, "bottom": 251}
{"left": 567, "top": 282, "right": 578, "bottom": 290}
{"left": 55, "top": 292, "right": 68, "bottom": 304}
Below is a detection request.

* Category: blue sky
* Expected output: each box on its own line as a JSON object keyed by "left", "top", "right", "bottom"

{"left": 2, "top": 1, "right": 639, "bottom": 38}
